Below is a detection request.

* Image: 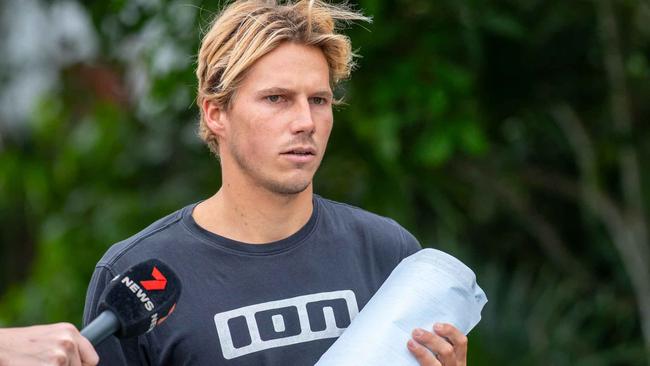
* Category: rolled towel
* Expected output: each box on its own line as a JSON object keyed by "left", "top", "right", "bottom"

{"left": 315, "top": 248, "right": 487, "bottom": 366}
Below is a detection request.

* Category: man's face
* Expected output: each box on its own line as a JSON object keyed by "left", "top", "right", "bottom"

{"left": 218, "top": 42, "right": 334, "bottom": 195}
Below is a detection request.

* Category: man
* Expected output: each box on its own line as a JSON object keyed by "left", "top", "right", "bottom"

{"left": 83, "top": 1, "right": 468, "bottom": 365}
{"left": 0, "top": 323, "right": 99, "bottom": 365}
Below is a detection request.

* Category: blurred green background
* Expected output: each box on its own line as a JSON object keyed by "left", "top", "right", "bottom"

{"left": 1, "top": 0, "right": 649, "bottom": 364}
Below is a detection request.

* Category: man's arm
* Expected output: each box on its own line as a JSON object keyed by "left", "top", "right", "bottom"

{"left": 0, "top": 323, "right": 99, "bottom": 366}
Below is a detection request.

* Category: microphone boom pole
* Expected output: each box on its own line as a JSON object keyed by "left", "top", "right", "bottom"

{"left": 81, "top": 311, "right": 120, "bottom": 346}
{"left": 80, "top": 259, "right": 181, "bottom": 347}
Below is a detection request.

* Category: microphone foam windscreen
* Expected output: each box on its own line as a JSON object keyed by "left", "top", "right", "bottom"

{"left": 98, "top": 259, "right": 182, "bottom": 338}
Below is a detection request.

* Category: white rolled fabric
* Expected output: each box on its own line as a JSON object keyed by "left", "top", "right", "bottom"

{"left": 315, "top": 248, "right": 487, "bottom": 366}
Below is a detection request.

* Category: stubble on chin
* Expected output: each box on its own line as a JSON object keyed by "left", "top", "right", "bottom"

{"left": 265, "top": 179, "right": 311, "bottom": 196}
{"left": 229, "top": 142, "right": 314, "bottom": 196}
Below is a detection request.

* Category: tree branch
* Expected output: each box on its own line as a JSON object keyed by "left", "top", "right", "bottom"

{"left": 596, "top": 0, "right": 650, "bottom": 358}
{"left": 596, "top": 0, "right": 648, "bottom": 258}
{"left": 454, "top": 161, "right": 590, "bottom": 279}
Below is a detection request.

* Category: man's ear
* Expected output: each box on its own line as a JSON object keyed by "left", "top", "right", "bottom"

{"left": 202, "top": 99, "right": 227, "bottom": 139}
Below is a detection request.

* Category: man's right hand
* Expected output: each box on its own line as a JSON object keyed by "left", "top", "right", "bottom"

{"left": 0, "top": 323, "right": 99, "bottom": 366}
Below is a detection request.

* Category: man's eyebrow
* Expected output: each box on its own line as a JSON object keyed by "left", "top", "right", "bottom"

{"left": 312, "top": 90, "right": 334, "bottom": 98}
{"left": 256, "top": 87, "right": 333, "bottom": 98}
{"left": 256, "top": 87, "right": 295, "bottom": 96}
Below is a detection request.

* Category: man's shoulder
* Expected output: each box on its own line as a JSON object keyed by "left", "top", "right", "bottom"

{"left": 95, "top": 204, "right": 193, "bottom": 268}
{"left": 315, "top": 195, "right": 404, "bottom": 231}
{"left": 315, "top": 194, "right": 422, "bottom": 265}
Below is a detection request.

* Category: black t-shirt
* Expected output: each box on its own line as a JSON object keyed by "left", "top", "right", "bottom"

{"left": 83, "top": 195, "right": 421, "bottom": 365}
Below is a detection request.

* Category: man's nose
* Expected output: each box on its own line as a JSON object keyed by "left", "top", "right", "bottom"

{"left": 289, "top": 97, "right": 315, "bottom": 135}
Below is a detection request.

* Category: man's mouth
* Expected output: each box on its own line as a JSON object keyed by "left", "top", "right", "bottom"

{"left": 280, "top": 146, "right": 317, "bottom": 163}
{"left": 281, "top": 147, "right": 316, "bottom": 156}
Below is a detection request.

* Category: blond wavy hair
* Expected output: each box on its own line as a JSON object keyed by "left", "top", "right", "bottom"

{"left": 196, "top": 0, "right": 370, "bottom": 155}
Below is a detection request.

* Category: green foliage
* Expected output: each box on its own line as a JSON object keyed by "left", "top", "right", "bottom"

{"left": 1, "top": 0, "right": 649, "bottom": 364}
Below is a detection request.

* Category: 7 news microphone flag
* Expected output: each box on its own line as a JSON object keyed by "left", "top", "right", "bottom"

{"left": 81, "top": 259, "right": 182, "bottom": 346}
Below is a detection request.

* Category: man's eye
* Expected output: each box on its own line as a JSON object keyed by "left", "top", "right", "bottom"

{"left": 311, "top": 97, "right": 327, "bottom": 105}
{"left": 266, "top": 95, "right": 283, "bottom": 103}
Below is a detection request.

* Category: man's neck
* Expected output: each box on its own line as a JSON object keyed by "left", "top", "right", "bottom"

{"left": 192, "top": 180, "right": 314, "bottom": 244}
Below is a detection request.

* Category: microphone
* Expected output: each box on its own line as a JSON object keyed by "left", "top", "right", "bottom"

{"left": 81, "top": 259, "right": 182, "bottom": 346}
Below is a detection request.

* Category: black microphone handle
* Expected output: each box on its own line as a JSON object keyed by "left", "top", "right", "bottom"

{"left": 81, "top": 310, "right": 121, "bottom": 346}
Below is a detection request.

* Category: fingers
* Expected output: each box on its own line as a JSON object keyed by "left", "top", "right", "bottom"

{"left": 407, "top": 338, "right": 441, "bottom": 366}
{"left": 434, "top": 323, "right": 468, "bottom": 362}
{"left": 0, "top": 323, "right": 99, "bottom": 366}
{"left": 75, "top": 331, "right": 100, "bottom": 366}
{"left": 55, "top": 323, "right": 83, "bottom": 366}
{"left": 411, "top": 328, "right": 457, "bottom": 365}
{"left": 52, "top": 322, "right": 98, "bottom": 366}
